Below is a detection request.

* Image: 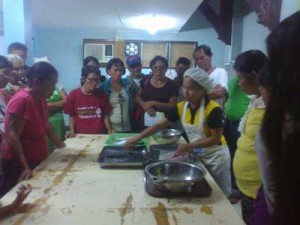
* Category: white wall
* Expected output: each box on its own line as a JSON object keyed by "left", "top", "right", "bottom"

{"left": 280, "top": 0, "right": 299, "bottom": 21}
{"left": 241, "top": 12, "right": 269, "bottom": 53}
{"left": 240, "top": 0, "right": 299, "bottom": 54}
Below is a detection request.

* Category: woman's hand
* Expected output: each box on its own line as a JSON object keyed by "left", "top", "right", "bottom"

{"left": 173, "top": 144, "right": 191, "bottom": 157}
{"left": 12, "top": 184, "right": 32, "bottom": 209}
{"left": 56, "top": 141, "right": 66, "bottom": 148}
{"left": 65, "top": 131, "right": 76, "bottom": 139}
{"left": 146, "top": 107, "right": 156, "bottom": 117}
{"left": 19, "top": 167, "right": 33, "bottom": 181}
{"left": 142, "top": 101, "right": 156, "bottom": 111}
{"left": 124, "top": 137, "right": 140, "bottom": 150}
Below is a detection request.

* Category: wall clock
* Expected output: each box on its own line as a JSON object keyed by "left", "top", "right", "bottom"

{"left": 124, "top": 42, "right": 140, "bottom": 56}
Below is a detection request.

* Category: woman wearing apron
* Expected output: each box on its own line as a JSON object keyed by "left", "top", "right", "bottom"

{"left": 126, "top": 67, "right": 232, "bottom": 196}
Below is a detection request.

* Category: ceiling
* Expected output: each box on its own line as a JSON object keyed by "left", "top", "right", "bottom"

{"left": 30, "top": 0, "right": 203, "bottom": 33}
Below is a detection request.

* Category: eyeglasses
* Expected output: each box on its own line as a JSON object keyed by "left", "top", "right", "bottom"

{"left": 152, "top": 66, "right": 167, "bottom": 72}
{"left": 86, "top": 77, "right": 101, "bottom": 84}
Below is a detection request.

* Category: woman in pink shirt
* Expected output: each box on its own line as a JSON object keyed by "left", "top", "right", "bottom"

{"left": 0, "top": 62, "right": 65, "bottom": 196}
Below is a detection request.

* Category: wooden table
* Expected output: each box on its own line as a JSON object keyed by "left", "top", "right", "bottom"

{"left": 1, "top": 135, "right": 245, "bottom": 225}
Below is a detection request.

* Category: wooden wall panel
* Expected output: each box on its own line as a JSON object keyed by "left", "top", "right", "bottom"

{"left": 141, "top": 42, "right": 168, "bottom": 68}
{"left": 114, "top": 41, "right": 125, "bottom": 63}
{"left": 170, "top": 43, "right": 196, "bottom": 68}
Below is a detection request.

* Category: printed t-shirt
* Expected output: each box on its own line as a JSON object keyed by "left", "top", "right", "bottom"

{"left": 64, "top": 88, "right": 112, "bottom": 134}
{"left": 3, "top": 89, "right": 48, "bottom": 165}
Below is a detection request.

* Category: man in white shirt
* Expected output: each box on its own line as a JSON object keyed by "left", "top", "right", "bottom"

{"left": 193, "top": 45, "right": 228, "bottom": 104}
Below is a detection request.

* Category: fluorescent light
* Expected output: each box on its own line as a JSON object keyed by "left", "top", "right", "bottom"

{"left": 127, "top": 14, "right": 177, "bottom": 35}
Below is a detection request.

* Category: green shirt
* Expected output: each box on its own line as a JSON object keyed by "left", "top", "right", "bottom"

{"left": 224, "top": 76, "right": 250, "bottom": 121}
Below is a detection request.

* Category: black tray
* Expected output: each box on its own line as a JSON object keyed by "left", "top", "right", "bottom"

{"left": 144, "top": 171, "right": 212, "bottom": 198}
{"left": 97, "top": 145, "right": 148, "bottom": 168}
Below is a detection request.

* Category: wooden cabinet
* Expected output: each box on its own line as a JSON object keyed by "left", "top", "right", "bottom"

{"left": 83, "top": 39, "right": 197, "bottom": 68}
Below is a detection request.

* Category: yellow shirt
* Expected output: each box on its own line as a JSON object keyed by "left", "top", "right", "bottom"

{"left": 177, "top": 100, "right": 226, "bottom": 145}
{"left": 233, "top": 107, "right": 265, "bottom": 199}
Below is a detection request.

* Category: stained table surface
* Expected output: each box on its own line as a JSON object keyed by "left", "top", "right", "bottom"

{"left": 0, "top": 135, "right": 244, "bottom": 225}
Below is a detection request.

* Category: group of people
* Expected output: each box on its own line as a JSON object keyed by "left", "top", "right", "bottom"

{"left": 0, "top": 11, "right": 299, "bottom": 224}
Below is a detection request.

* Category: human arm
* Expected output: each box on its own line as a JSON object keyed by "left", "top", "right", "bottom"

{"left": 7, "top": 114, "right": 33, "bottom": 180}
{"left": 0, "top": 184, "right": 32, "bottom": 219}
{"left": 174, "top": 127, "right": 223, "bottom": 156}
{"left": 209, "top": 69, "right": 228, "bottom": 99}
{"left": 134, "top": 87, "right": 156, "bottom": 116}
{"left": 46, "top": 122, "right": 65, "bottom": 148}
{"left": 174, "top": 105, "right": 224, "bottom": 156}
{"left": 65, "top": 116, "right": 76, "bottom": 138}
{"left": 47, "top": 88, "right": 68, "bottom": 116}
{"left": 149, "top": 95, "right": 177, "bottom": 111}
{"left": 104, "top": 114, "right": 114, "bottom": 134}
{"left": 208, "top": 84, "right": 227, "bottom": 99}
{"left": 124, "top": 118, "right": 172, "bottom": 148}
{"left": 134, "top": 87, "right": 150, "bottom": 110}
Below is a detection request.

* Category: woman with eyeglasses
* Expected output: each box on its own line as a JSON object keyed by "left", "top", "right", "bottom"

{"left": 4, "top": 54, "right": 26, "bottom": 96}
{"left": 64, "top": 65, "right": 113, "bottom": 138}
{"left": 135, "top": 55, "right": 178, "bottom": 131}
{"left": 100, "top": 58, "right": 138, "bottom": 132}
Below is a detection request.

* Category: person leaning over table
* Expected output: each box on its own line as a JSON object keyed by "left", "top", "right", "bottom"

{"left": 0, "top": 62, "right": 65, "bottom": 196}
{"left": 125, "top": 67, "right": 232, "bottom": 196}
{"left": 64, "top": 65, "right": 113, "bottom": 137}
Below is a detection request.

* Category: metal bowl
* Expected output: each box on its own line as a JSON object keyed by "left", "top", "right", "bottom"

{"left": 152, "top": 129, "right": 182, "bottom": 145}
{"left": 145, "top": 161, "right": 206, "bottom": 192}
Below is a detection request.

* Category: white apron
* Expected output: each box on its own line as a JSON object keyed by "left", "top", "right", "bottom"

{"left": 181, "top": 100, "right": 232, "bottom": 195}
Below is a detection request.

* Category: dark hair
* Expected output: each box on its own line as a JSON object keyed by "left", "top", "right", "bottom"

{"left": 149, "top": 55, "right": 168, "bottom": 68}
{"left": 83, "top": 56, "right": 100, "bottom": 68}
{"left": 7, "top": 42, "right": 28, "bottom": 53}
{"left": 258, "top": 65, "right": 271, "bottom": 90}
{"left": 262, "top": 12, "right": 300, "bottom": 225}
{"left": 106, "top": 58, "right": 125, "bottom": 75}
{"left": 193, "top": 45, "right": 213, "bottom": 57}
{"left": 26, "top": 62, "right": 57, "bottom": 87}
{"left": 234, "top": 50, "right": 268, "bottom": 74}
{"left": 176, "top": 57, "right": 191, "bottom": 67}
{"left": 81, "top": 65, "right": 100, "bottom": 78}
{"left": 0, "top": 55, "right": 12, "bottom": 69}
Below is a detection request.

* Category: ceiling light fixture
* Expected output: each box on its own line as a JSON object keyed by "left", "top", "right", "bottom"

{"left": 128, "top": 14, "right": 177, "bottom": 35}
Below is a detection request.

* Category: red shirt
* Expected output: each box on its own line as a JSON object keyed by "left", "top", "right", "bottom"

{"left": 64, "top": 88, "right": 112, "bottom": 134}
{"left": 4, "top": 89, "right": 48, "bottom": 166}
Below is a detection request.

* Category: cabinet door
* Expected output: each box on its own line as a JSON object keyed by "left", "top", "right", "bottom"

{"left": 142, "top": 42, "right": 168, "bottom": 67}
{"left": 170, "top": 43, "right": 196, "bottom": 68}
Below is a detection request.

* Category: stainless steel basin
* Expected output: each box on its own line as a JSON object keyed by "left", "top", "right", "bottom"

{"left": 145, "top": 161, "right": 206, "bottom": 192}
